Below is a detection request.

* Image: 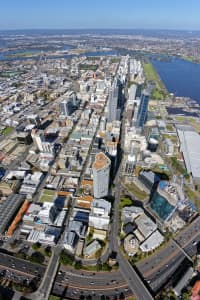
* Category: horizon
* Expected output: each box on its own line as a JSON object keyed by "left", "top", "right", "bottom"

{"left": 1, "top": 0, "right": 200, "bottom": 31}
{"left": 1, "top": 27, "right": 200, "bottom": 33}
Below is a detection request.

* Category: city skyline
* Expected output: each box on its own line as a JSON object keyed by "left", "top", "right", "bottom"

{"left": 1, "top": 0, "right": 200, "bottom": 30}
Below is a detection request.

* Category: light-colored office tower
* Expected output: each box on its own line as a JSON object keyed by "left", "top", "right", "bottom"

{"left": 31, "top": 130, "right": 53, "bottom": 153}
{"left": 31, "top": 129, "right": 44, "bottom": 152}
{"left": 107, "top": 78, "right": 119, "bottom": 122}
{"left": 92, "top": 152, "right": 111, "bottom": 199}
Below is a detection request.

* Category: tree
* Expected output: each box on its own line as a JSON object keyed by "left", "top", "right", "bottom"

{"left": 44, "top": 245, "right": 52, "bottom": 257}
{"left": 74, "top": 260, "right": 82, "bottom": 270}
{"left": 32, "top": 242, "right": 41, "bottom": 251}
{"left": 59, "top": 250, "right": 74, "bottom": 265}
{"left": 102, "top": 262, "right": 112, "bottom": 271}
{"left": 30, "top": 251, "right": 45, "bottom": 264}
{"left": 95, "top": 248, "right": 102, "bottom": 259}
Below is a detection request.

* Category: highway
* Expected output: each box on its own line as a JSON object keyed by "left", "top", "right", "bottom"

{"left": 52, "top": 267, "right": 132, "bottom": 299}
{"left": 136, "top": 216, "right": 200, "bottom": 293}
{"left": 0, "top": 252, "right": 45, "bottom": 277}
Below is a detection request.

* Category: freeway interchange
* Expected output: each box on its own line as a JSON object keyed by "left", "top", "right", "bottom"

{"left": 0, "top": 214, "right": 200, "bottom": 299}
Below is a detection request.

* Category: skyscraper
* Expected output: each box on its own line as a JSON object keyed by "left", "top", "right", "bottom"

{"left": 31, "top": 129, "right": 54, "bottom": 153}
{"left": 108, "top": 79, "right": 119, "bottom": 122}
{"left": 92, "top": 152, "right": 111, "bottom": 199}
{"left": 60, "top": 100, "right": 74, "bottom": 116}
{"left": 107, "top": 78, "right": 123, "bottom": 122}
{"left": 136, "top": 90, "right": 150, "bottom": 129}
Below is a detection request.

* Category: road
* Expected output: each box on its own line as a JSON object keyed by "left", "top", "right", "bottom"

{"left": 108, "top": 82, "right": 154, "bottom": 300}
{"left": 136, "top": 216, "right": 200, "bottom": 292}
{"left": 51, "top": 267, "right": 132, "bottom": 299}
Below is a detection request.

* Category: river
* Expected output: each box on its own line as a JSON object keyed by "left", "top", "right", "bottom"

{"left": 151, "top": 57, "right": 200, "bottom": 103}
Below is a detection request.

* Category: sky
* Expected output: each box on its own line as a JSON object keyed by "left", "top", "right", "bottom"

{"left": 1, "top": 0, "right": 200, "bottom": 30}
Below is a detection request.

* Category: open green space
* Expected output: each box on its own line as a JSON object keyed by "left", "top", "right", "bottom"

{"left": 120, "top": 196, "right": 133, "bottom": 209}
{"left": 151, "top": 88, "right": 165, "bottom": 100}
{"left": 175, "top": 116, "right": 200, "bottom": 133}
{"left": 184, "top": 186, "right": 200, "bottom": 210}
{"left": 49, "top": 296, "right": 61, "bottom": 300}
{"left": 169, "top": 157, "right": 189, "bottom": 178}
{"left": 5, "top": 52, "right": 39, "bottom": 58}
{"left": 2, "top": 127, "right": 14, "bottom": 135}
{"left": 79, "top": 64, "right": 98, "bottom": 71}
{"left": 125, "top": 183, "right": 148, "bottom": 201}
{"left": 182, "top": 55, "right": 200, "bottom": 64}
{"left": 39, "top": 195, "right": 54, "bottom": 203}
{"left": 39, "top": 189, "right": 56, "bottom": 203}
{"left": 143, "top": 62, "right": 167, "bottom": 100}
{"left": 43, "top": 189, "right": 56, "bottom": 195}
{"left": 166, "top": 124, "right": 175, "bottom": 132}
{"left": 162, "top": 134, "right": 178, "bottom": 143}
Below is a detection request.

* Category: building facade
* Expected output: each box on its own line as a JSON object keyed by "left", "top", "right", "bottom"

{"left": 92, "top": 152, "right": 111, "bottom": 199}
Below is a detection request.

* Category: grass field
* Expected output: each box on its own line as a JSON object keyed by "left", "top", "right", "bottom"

{"left": 39, "top": 189, "right": 56, "bottom": 203}
{"left": 2, "top": 127, "right": 14, "bottom": 135}
{"left": 125, "top": 183, "right": 148, "bottom": 201}
{"left": 48, "top": 296, "right": 61, "bottom": 300}
{"left": 184, "top": 186, "right": 200, "bottom": 210}
{"left": 120, "top": 196, "right": 133, "bottom": 209}
{"left": 43, "top": 189, "right": 56, "bottom": 196}
{"left": 143, "top": 62, "right": 167, "bottom": 100}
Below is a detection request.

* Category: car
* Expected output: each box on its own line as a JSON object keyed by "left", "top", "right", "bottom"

{"left": 90, "top": 282, "right": 94, "bottom": 285}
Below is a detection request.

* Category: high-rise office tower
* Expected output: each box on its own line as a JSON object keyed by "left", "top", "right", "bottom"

{"left": 107, "top": 77, "right": 123, "bottom": 122}
{"left": 31, "top": 129, "right": 53, "bottom": 153}
{"left": 108, "top": 79, "right": 119, "bottom": 122}
{"left": 60, "top": 100, "right": 74, "bottom": 116}
{"left": 136, "top": 90, "right": 150, "bottom": 129}
{"left": 31, "top": 129, "right": 44, "bottom": 152}
{"left": 92, "top": 152, "right": 111, "bottom": 199}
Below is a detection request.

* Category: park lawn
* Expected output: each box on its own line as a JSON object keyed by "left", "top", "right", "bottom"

{"left": 184, "top": 186, "right": 200, "bottom": 210}
{"left": 49, "top": 296, "right": 61, "bottom": 300}
{"left": 162, "top": 134, "right": 178, "bottom": 143}
{"left": 143, "top": 62, "right": 167, "bottom": 100}
{"left": 39, "top": 189, "right": 56, "bottom": 203}
{"left": 79, "top": 64, "right": 98, "bottom": 71}
{"left": 120, "top": 196, "right": 133, "bottom": 209}
{"left": 151, "top": 88, "right": 164, "bottom": 100}
{"left": 2, "top": 127, "right": 14, "bottom": 135}
{"left": 166, "top": 124, "right": 175, "bottom": 132}
{"left": 43, "top": 189, "right": 56, "bottom": 196}
{"left": 125, "top": 183, "right": 148, "bottom": 201}
{"left": 39, "top": 194, "right": 54, "bottom": 203}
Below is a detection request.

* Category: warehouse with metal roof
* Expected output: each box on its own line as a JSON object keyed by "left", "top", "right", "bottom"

{"left": 177, "top": 125, "right": 200, "bottom": 183}
{"left": 0, "top": 194, "right": 25, "bottom": 234}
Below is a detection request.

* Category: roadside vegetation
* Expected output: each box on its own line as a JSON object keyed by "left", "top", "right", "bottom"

{"left": 124, "top": 183, "right": 148, "bottom": 201}
{"left": 184, "top": 185, "right": 200, "bottom": 210}
{"left": 169, "top": 156, "right": 189, "bottom": 178}
{"left": 120, "top": 196, "right": 132, "bottom": 209}
{"left": 59, "top": 250, "right": 117, "bottom": 272}
{"left": 49, "top": 296, "right": 61, "bottom": 300}
{"left": 1, "top": 127, "right": 14, "bottom": 136}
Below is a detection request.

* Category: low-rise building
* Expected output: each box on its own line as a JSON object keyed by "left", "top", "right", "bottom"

{"left": 84, "top": 240, "right": 101, "bottom": 257}
{"left": 139, "top": 230, "right": 164, "bottom": 252}
{"left": 89, "top": 198, "right": 111, "bottom": 230}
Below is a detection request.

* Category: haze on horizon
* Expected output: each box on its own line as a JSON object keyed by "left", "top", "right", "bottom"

{"left": 1, "top": 0, "right": 200, "bottom": 31}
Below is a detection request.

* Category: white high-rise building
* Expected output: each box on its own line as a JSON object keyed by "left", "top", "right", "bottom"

{"left": 31, "top": 130, "right": 44, "bottom": 152}
{"left": 31, "top": 130, "right": 54, "bottom": 154}
{"left": 92, "top": 152, "right": 111, "bottom": 199}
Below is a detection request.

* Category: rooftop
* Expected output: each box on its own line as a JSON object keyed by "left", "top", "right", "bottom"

{"left": 92, "top": 152, "right": 111, "bottom": 170}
